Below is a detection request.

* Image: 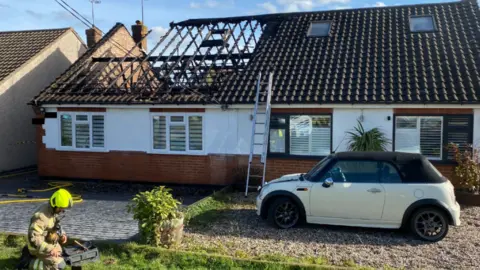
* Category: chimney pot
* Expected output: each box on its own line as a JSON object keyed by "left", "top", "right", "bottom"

{"left": 85, "top": 27, "right": 102, "bottom": 48}
{"left": 132, "top": 20, "right": 148, "bottom": 51}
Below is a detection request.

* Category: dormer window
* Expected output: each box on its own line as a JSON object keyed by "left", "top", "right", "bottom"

{"left": 410, "top": 15, "right": 436, "bottom": 32}
{"left": 308, "top": 21, "right": 331, "bottom": 37}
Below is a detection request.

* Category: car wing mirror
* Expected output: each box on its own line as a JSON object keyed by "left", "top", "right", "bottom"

{"left": 322, "top": 177, "right": 334, "bottom": 188}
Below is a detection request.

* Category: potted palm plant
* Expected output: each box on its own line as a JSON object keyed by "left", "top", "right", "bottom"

{"left": 127, "top": 186, "right": 184, "bottom": 247}
{"left": 448, "top": 143, "right": 480, "bottom": 206}
{"left": 346, "top": 120, "right": 390, "bottom": 151}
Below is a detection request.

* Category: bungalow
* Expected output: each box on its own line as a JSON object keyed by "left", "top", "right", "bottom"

{"left": 29, "top": 0, "right": 480, "bottom": 187}
{"left": 0, "top": 27, "right": 85, "bottom": 172}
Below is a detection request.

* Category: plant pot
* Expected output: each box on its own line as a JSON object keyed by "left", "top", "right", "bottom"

{"left": 153, "top": 215, "right": 184, "bottom": 248}
{"left": 455, "top": 190, "right": 480, "bottom": 206}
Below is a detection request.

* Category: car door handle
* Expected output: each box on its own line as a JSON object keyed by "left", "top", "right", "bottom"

{"left": 367, "top": 188, "right": 382, "bottom": 194}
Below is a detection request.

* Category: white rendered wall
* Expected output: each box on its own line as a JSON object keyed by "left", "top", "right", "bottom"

{"left": 332, "top": 109, "right": 394, "bottom": 152}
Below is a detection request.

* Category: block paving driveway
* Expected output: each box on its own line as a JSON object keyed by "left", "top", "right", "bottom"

{"left": 0, "top": 173, "right": 208, "bottom": 241}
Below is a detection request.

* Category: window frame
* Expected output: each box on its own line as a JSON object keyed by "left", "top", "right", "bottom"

{"left": 393, "top": 114, "right": 474, "bottom": 164}
{"left": 57, "top": 112, "right": 107, "bottom": 152}
{"left": 307, "top": 21, "right": 332, "bottom": 37}
{"left": 150, "top": 112, "right": 205, "bottom": 155}
{"left": 268, "top": 113, "right": 333, "bottom": 159}
{"left": 409, "top": 15, "right": 437, "bottom": 33}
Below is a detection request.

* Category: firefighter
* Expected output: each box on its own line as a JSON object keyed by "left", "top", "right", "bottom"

{"left": 22, "top": 189, "right": 73, "bottom": 270}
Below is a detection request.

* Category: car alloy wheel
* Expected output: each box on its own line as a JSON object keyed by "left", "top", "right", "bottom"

{"left": 411, "top": 208, "right": 449, "bottom": 242}
{"left": 269, "top": 198, "right": 300, "bottom": 229}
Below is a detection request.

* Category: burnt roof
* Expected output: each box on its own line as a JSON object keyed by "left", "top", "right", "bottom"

{"left": 0, "top": 28, "right": 70, "bottom": 83}
{"left": 31, "top": 0, "right": 480, "bottom": 105}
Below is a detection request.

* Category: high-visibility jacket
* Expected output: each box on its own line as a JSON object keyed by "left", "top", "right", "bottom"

{"left": 27, "top": 203, "right": 59, "bottom": 256}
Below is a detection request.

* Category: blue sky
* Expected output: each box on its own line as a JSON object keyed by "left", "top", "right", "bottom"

{"left": 0, "top": 0, "right": 462, "bottom": 48}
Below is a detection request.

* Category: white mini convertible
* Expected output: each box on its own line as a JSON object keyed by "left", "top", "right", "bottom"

{"left": 256, "top": 152, "right": 461, "bottom": 242}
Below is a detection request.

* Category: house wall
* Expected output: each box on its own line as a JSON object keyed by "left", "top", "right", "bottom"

{"left": 37, "top": 106, "right": 472, "bottom": 186}
{"left": 0, "top": 31, "right": 85, "bottom": 172}
{"left": 332, "top": 109, "right": 394, "bottom": 152}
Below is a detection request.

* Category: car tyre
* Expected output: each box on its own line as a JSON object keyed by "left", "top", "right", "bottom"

{"left": 267, "top": 197, "right": 300, "bottom": 229}
{"left": 410, "top": 207, "right": 449, "bottom": 242}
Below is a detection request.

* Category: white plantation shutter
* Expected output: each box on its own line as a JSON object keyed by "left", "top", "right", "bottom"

{"left": 311, "top": 116, "right": 331, "bottom": 155}
{"left": 170, "top": 125, "right": 186, "bottom": 151}
{"left": 420, "top": 117, "right": 443, "bottom": 159}
{"left": 395, "top": 116, "right": 442, "bottom": 159}
{"left": 395, "top": 117, "right": 421, "bottom": 153}
{"left": 290, "top": 116, "right": 310, "bottom": 155}
{"left": 60, "top": 114, "right": 73, "bottom": 147}
{"left": 188, "top": 116, "right": 203, "bottom": 151}
{"left": 75, "top": 124, "right": 90, "bottom": 148}
{"left": 92, "top": 115, "right": 104, "bottom": 148}
{"left": 153, "top": 116, "right": 167, "bottom": 150}
{"left": 290, "top": 115, "right": 331, "bottom": 156}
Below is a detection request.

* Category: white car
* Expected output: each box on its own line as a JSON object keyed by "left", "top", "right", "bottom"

{"left": 256, "top": 152, "right": 461, "bottom": 242}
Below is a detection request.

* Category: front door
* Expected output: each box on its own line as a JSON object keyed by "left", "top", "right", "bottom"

{"left": 310, "top": 160, "right": 385, "bottom": 220}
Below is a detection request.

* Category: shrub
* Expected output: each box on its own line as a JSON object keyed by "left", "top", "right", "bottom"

{"left": 127, "top": 186, "right": 184, "bottom": 247}
{"left": 346, "top": 120, "right": 390, "bottom": 152}
{"left": 448, "top": 143, "right": 480, "bottom": 194}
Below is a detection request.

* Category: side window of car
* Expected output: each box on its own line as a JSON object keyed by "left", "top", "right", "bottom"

{"left": 379, "top": 162, "right": 403, "bottom": 184}
{"left": 322, "top": 161, "right": 380, "bottom": 183}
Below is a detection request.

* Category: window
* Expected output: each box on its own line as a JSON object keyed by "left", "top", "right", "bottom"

{"left": 60, "top": 113, "right": 105, "bottom": 150}
{"left": 308, "top": 21, "right": 331, "bottom": 37}
{"left": 152, "top": 114, "right": 204, "bottom": 153}
{"left": 379, "top": 162, "right": 402, "bottom": 184}
{"left": 268, "top": 114, "right": 331, "bottom": 157}
{"left": 394, "top": 115, "right": 473, "bottom": 161}
{"left": 323, "top": 161, "right": 380, "bottom": 183}
{"left": 410, "top": 15, "right": 435, "bottom": 32}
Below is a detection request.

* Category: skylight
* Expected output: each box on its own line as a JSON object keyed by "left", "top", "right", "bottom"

{"left": 308, "top": 22, "right": 331, "bottom": 37}
{"left": 410, "top": 15, "right": 436, "bottom": 32}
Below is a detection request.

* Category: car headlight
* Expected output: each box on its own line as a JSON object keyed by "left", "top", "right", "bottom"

{"left": 258, "top": 184, "right": 270, "bottom": 199}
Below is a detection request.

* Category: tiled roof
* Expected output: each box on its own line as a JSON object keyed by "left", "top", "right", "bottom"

{"left": 0, "top": 28, "right": 70, "bottom": 83}
{"left": 32, "top": 0, "right": 480, "bottom": 105}
{"left": 30, "top": 23, "right": 126, "bottom": 106}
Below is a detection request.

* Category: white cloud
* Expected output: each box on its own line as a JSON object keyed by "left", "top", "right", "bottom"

{"left": 206, "top": 0, "right": 219, "bottom": 8}
{"left": 150, "top": 26, "right": 168, "bottom": 42}
{"left": 189, "top": 0, "right": 234, "bottom": 9}
{"left": 317, "top": 0, "right": 350, "bottom": 4}
{"left": 375, "top": 2, "right": 387, "bottom": 7}
{"left": 258, "top": 2, "right": 278, "bottom": 13}
{"left": 190, "top": 2, "right": 201, "bottom": 8}
{"left": 275, "top": 0, "right": 351, "bottom": 13}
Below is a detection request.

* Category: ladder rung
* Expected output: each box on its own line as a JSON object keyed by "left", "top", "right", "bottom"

{"left": 256, "top": 122, "right": 265, "bottom": 124}
{"left": 254, "top": 143, "right": 263, "bottom": 145}
{"left": 254, "top": 132, "right": 264, "bottom": 135}
{"left": 249, "top": 175, "right": 263, "bottom": 178}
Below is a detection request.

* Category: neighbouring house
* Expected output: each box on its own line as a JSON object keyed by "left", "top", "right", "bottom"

{"left": 29, "top": 0, "right": 480, "bottom": 187}
{"left": 0, "top": 28, "right": 85, "bottom": 173}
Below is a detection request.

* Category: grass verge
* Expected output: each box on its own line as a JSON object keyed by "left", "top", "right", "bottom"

{"left": 183, "top": 186, "right": 233, "bottom": 227}
{"left": 0, "top": 233, "right": 350, "bottom": 270}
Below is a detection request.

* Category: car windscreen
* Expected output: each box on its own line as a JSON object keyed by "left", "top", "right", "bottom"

{"left": 304, "top": 156, "right": 330, "bottom": 181}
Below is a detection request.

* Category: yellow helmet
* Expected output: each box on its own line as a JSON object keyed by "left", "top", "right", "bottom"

{"left": 50, "top": 189, "right": 73, "bottom": 209}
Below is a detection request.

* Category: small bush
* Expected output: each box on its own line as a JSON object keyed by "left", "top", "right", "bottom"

{"left": 346, "top": 120, "right": 390, "bottom": 151}
{"left": 127, "top": 186, "right": 183, "bottom": 247}
{"left": 448, "top": 143, "right": 480, "bottom": 194}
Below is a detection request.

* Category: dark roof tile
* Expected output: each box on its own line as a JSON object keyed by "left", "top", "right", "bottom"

{"left": 0, "top": 28, "right": 70, "bottom": 82}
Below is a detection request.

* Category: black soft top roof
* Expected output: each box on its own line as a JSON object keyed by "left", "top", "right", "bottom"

{"left": 331, "top": 152, "right": 446, "bottom": 183}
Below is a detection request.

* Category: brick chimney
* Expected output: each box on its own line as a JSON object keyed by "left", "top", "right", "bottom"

{"left": 132, "top": 20, "right": 148, "bottom": 51}
{"left": 85, "top": 26, "right": 102, "bottom": 48}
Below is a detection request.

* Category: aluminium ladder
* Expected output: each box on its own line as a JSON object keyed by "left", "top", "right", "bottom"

{"left": 245, "top": 72, "right": 273, "bottom": 197}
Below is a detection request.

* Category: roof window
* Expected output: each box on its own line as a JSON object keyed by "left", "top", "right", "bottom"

{"left": 410, "top": 15, "right": 436, "bottom": 32}
{"left": 308, "top": 21, "right": 331, "bottom": 37}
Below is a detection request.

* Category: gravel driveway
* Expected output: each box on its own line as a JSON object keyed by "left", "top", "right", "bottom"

{"left": 183, "top": 193, "right": 480, "bottom": 270}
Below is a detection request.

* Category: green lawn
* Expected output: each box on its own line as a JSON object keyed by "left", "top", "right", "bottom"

{"left": 0, "top": 234, "right": 345, "bottom": 270}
